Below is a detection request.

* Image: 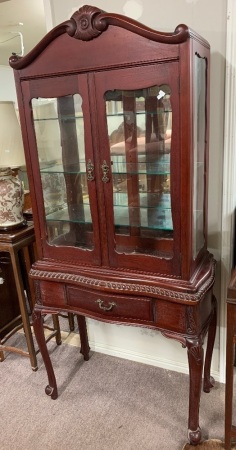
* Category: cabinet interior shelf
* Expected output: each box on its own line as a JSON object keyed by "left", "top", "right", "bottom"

{"left": 45, "top": 203, "right": 173, "bottom": 231}
{"left": 40, "top": 160, "right": 170, "bottom": 175}
{"left": 33, "top": 110, "right": 172, "bottom": 122}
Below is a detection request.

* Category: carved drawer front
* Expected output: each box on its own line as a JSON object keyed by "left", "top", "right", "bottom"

{"left": 40, "top": 281, "right": 66, "bottom": 306}
{"left": 67, "top": 286, "right": 153, "bottom": 321}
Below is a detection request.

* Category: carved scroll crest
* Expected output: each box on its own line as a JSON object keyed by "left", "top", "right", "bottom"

{"left": 9, "top": 5, "right": 191, "bottom": 69}
{"left": 70, "top": 5, "right": 107, "bottom": 41}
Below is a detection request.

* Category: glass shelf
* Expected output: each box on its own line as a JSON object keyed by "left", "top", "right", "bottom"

{"left": 39, "top": 159, "right": 170, "bottom": 176}
{"left": 46, "top": 204, "right": 92, "bottom": 223}
{"left": 112, "top": 158, "right": 170, "bottom": 175}
{"left": 106, "top": 110, "right": 172, "bottom": 117}
{"left": 112, "top": 192, "right": 171, "bottom": 208}
{"left": 45, "top": 202, "right": 173, "bottom": 231}
{"left": 40, "top": 162, "right": 87, "bottom": 174}
{"left": 33, "top": 110, "right": 172, "bottom": 122}
{"left": 33, "top": 114, "right": 84, "bottom": 122}
{"left": 114, "top": 206, "right": 173, "bottom": 230}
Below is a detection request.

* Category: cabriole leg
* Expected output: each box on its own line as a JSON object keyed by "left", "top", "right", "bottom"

{"left": 187, "top": 337, "right": 204, "bottom": 445}
{"left": 33, "top": 309, "right": 58, "bottom": 400}
{"left": 203, "top": 294, "right": 217, "bottom": 393}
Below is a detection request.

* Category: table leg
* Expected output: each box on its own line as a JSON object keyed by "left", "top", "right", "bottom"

{"left": 9, "top": 247, "right": 37, "bottom": 371}
{"left": 225, "top": 302, "right": 235, "bottom": 450}
{"left": 0, "top": 340, "right": 5, "bottom": 361}
{"left": 187, "top": 337, "right": 204, "bottom": 445}
{"left": 33, "top": 309, "right": 58, "bottom": 399}
{"left": 203, "top": 294, "right": 217, "bottom": 393}
{"left": 76, "top": 314, "right": 90, "bottom": 360}
{"left": 21, "top": 245, "right": 36, "bottom": 310}
{"left": 52, "top": 314, "right": 62, "bottom": 345}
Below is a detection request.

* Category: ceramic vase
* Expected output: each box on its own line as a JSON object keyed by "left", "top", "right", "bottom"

{"left": 0, "top": 167, "right": 25, "bottom": 230}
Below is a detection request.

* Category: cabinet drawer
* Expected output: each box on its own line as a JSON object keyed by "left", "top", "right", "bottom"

{"left": 67, "top": 286, "right": 153, "bottom": 321}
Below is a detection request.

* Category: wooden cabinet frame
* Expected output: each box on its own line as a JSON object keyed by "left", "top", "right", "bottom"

{"left": 10, "top": 5, "right": 216, "bottom": 445}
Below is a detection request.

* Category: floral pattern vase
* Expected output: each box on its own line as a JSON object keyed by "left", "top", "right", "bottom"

{"left": 0, "top": 167, "right": 25, "bottom": 230}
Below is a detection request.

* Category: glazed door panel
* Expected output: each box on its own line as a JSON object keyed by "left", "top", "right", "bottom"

{"left": 22, "top": 74, "right": 101, "bottom": 265}
{"left": 192, "top": 53, "right": 207, "bottom": 259}
{"left": 94, "top": 63, "right": 181, "bottom": 274}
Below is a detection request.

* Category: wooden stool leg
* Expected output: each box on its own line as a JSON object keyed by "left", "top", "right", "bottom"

{"left": 10, "top": 248, "right": 37, "bottom": 371}
{"left": 21, "top": 245, "right": 36, "bottom": 310}
{"left": 0, "top": 338, "right": 5, "bottom": 361}
{"left": 76, "top": 315, "right": 90, "bottom": 361}
{"left": 225, "top": 302, "right": 235, "bottom": 450}
{"left": 52, "top": 314, "right": 62, "bottom": 345}
{"left": 68, "top": 313, "right": 75, "bottom": 332}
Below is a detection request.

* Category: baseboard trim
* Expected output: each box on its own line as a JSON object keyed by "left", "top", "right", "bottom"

{"left": 59, "top": 329, "right": 220, "bottom": 381}
{"left": 91, "top": 340, "right": 220, "bottom": 381}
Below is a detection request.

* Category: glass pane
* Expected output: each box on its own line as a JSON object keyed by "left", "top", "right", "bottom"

{"left": 32, "top": 94, "right": 94, "bottom": 250}
{"left": 105, "top": 86, "right": 173, "bottom": 256}
{"left": 193, "top": 55, "right": 207, "bottom": 258}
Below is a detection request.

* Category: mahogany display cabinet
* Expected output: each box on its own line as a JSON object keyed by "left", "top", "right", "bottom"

{"left": 10, "top": 5, "right": 216, "bottom": 445}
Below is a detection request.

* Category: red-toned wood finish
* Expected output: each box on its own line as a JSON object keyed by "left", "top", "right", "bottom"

{"left": 0, "top": 224, "right": 38, "bottom": 369}
{"left": 225, "top": 269, "right": 236, "bottom": 450}
{"left": 10, "top": 5, "right": 216, "bottom": 445}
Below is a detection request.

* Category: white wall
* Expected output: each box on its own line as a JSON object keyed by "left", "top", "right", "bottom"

{"left": 0, "top": 65, "right": 17, "bottom": 101}
{"left": 43, "top": 0, "right": 227, "bottom": 380}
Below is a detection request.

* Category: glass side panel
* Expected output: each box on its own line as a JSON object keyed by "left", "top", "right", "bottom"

{"left": 32, "top": 95, "right": 94, "bottom": 250}
{"left": 193, "top": 55, "right": 207, "bottom": 258}
{"left": 105, "top": 86, "right": 173, "bottom": 256}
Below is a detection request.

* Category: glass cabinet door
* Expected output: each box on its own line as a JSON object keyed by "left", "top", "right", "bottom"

{"left": 31, "top": 93, "right": 94, "bottom": 252}
{"left": 105, "top": 86, "right": 173, "bottom": 255}
{"left": 94, "top": 63, "right": 180, "bottom": 273}
{"left": 193, "top": 54, "right": 207, "bottom": 258}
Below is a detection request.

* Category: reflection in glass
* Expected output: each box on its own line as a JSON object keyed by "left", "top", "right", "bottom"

{"left": 105, "top": 86, "right": 173, "bottom": 256}
{"left": 32, "top": 94, "right": 94, "bottom": 250}
{"left": 193, "top": 55, "right": 207, "bottom": 258}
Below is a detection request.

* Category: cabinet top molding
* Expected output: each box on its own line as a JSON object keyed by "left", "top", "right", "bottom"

{"left": 9, "top": 4, "right": 208, "bottom": 70}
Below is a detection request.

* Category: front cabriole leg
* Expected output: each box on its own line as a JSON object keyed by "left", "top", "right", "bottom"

{"left": 203, "top": 294, "right": 217, "bottom": 393}
{"left": 161, "top": 330, "right": 203, "bottom": 445}
{"left": 32, "top": 309, "right": 58, "bottom": 399}
{"left": 186, "top": 337, "right": 204, "bottom": 445}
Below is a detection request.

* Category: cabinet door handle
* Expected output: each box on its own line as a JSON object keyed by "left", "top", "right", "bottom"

{"left": 87, "top": 159, "right": 95, "bottom": 181}
{"left": 101, "top": 160, "right": 110, "bottom": 183}
{"left": 96, "top": 299, "right": 116, "bottom": 311}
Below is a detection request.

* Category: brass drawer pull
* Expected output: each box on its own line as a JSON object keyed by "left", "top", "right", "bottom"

{"left": 87, "top": 159, "right": 95, "bottom": 181}
{"left": 96, "top": 299, "right": 116, "bottom": 311}
{"left": 101, "top": 160, "right": 109, "bottom": 183}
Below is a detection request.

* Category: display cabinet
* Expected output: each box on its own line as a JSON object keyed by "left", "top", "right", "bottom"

{"left": 10, "top": 5, "right": 216, "bottom": 445}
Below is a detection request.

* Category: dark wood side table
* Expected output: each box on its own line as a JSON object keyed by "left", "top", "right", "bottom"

{"left": 0, "top": 223, "right": 61, "bottom": 371}
{"left": 225, "top": 268, "right": 236, "bottom": 449}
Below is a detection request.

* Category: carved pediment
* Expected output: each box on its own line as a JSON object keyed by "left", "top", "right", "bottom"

{"left": 70, "top": 5, "right": 107, "bottom": 41}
